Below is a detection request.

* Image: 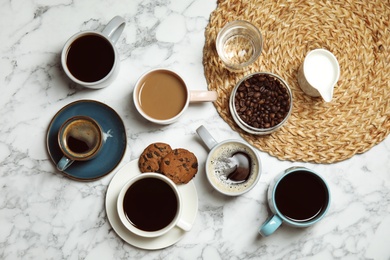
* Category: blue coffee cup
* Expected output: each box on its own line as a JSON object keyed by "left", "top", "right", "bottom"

{"left": 259, "top": 167, "right": 331, "bottom": 237}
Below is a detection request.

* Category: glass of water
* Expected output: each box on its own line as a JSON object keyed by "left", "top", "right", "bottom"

{"left": 216, "top": 20, "right": 263, "bottom": 72}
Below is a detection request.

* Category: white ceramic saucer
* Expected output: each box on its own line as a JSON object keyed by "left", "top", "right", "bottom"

{"left": 105, "top": 159, "right": 198, "bottom": 250}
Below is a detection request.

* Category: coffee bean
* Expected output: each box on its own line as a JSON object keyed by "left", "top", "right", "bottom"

{"left": 234, "top": 74, "right": 290, "bottom": 129}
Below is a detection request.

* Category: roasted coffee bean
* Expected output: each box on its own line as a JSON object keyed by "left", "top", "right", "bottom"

{"left": 234, "top": 74, "right": 290, "bottom": 129}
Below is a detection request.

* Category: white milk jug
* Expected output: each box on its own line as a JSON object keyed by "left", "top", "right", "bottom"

{"left": 298, "top": 49, "right": 340, "bottom": 102}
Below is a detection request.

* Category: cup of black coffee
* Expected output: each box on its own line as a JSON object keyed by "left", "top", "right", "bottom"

{"left": 61, "top": 16, "right": 125, "bottom": 89}
{"left": 117, "top": 173, "right": 192, "bottom": 238}
{"left": 259, "top": 167, "right": 331, "bottom": 237}
{"left": 57, "top": 115, "right": 103, "bottom": 171}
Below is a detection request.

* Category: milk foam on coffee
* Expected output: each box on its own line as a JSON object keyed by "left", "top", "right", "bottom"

{"left": 207, "top": 142, "right": 259, "bottom": 193}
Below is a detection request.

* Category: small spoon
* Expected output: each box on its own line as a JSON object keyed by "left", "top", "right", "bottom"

{"left": 223, "top": 152, "right": 251, "bottom": 182}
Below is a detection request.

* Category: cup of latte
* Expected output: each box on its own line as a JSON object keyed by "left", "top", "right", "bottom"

{"left": 133, "top": 68, "right": 217, "bottom": 125}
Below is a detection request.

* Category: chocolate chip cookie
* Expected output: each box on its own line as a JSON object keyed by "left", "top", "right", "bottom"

{"left": 139, "top": 142, "right": 172, "bottom": 173}
{"left": 160, "top": 148, "right": 198, "bottom": 184}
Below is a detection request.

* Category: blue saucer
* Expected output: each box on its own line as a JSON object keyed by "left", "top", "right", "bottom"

{"left": 46, "top": 100, "right": 127, "bottom": 181}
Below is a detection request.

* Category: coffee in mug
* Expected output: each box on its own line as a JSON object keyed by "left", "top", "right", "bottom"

{"left": 133, "top": 68, "right": 217, "bottom": 124}
{"left": 117, "top": 173, "right": 192, "bottom": 237}
{"left": 137, "top": 70, "right": 187, "bottom": 120}
{"left": 66, "top": 34, "right": 115, "bottom": 83}
{"left": 259, "top": 167, "right": 331, "bottom": 237}
{"left": 57, "top": 115, "right": 103, "bottom": 171}
{"left": 61, "top": 16, "right": 125, "bottom": 89}
{"left": 275, "top": 170, "right": 329, "bottom": 222}
{"left": 123, "top": 177, "right": 178, "bottom": 231}
{"left": 196, "top": 125, "right": 262, "bottom": 196}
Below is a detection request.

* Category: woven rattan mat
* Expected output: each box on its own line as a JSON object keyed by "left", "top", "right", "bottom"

{"left": 203, "top": 0, "right": 390, "bottom": 163}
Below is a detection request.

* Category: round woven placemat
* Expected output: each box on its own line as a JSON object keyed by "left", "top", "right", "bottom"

{"left": 203, "top": 0, "right": 390, "bottom": 163}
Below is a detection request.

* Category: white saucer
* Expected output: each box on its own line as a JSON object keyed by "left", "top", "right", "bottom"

{"left": 105, "top": 159, "right": 198, "bottom": 250}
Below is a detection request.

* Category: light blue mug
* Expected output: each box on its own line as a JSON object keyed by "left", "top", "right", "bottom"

{"left": 259, "top": 167, "right": 331, "bottom": 237}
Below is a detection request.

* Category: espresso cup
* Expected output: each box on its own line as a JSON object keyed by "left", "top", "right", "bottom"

{"left": 117, "top": 173, "right": 192, "bottom": 238}
{"left": 133, "top": 68, "right": 218, "bottom": 124}
{"left": 259, "top": 167, "right": 331, "bottom": 237}
{"left": 196, "top": 125, "right": 262, "bottom": 196}
{"left": 61, "top": 16, "right": 125, "bottom": 89}
{"left": 57, "top": 116, "right": 103, "bottom": 171}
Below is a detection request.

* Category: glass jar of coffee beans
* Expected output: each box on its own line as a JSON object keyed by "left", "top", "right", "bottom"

{"left": 229, "top": 72, "right": 292, "bottom": 135}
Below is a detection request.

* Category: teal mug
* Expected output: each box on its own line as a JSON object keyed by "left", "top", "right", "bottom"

{"left": 259, "top": 167, "right": 331, "bottom": 237}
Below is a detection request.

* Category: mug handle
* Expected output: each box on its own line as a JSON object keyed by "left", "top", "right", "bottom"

{"left": 196, "top": 125, "right": 218, "bottom": 151}
{"left": 102, "top": 16, "right": 126, "bottom": 44}
{"left": 176, "top": 218, "right": 192, "bottom": 232}
{"left": 189, "top": 90, "right": 217, "bottom": 102}
{"left": 57, "top": 155, "right": 74, "bottom": 172}
{"left": 259, "top": 215, "right": 283, "bottom": 237}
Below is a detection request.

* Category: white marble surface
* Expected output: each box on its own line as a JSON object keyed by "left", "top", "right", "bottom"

{"left": 1, "top": 0, "right": 390, "bottom": 259}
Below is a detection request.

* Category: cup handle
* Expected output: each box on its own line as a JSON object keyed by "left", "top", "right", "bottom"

{"left": 101, "top": 16, "right": 126, "bottom": 44}
{"left": 189, "top": 90, "right": 217, "bottom": 102}
{"left": 259, "top": 215, "right": 283, "bottom": 237}
{"left": 57, "top": 156, "right": 74, "bottom": 172}
{"left": 196, "top": 125, "right": 218, "bottom": 151}
{"left": 176, "top": 218, "right": 192, "bottom": 232}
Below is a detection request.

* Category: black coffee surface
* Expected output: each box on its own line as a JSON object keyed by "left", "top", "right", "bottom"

{"left": 66, "top": 35, "right": 114, "bottom": 82}
{"left": 123, "top": 178, "right": 177, "bottom": 232}
{"left": 67, "top": 136, "right": 89, "bottom": 153}
{"left": 275, "top": 171, "right": 328, "bottom": 222}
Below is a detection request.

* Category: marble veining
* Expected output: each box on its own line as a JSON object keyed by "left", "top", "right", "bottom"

{"left": 1, "top": 0, "right": 390, "bottom": 259}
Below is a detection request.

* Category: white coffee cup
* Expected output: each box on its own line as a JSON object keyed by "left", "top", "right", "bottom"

{"left": 196, "top": 125, "right": 262, "bottom": 196}
{"left": 61, "top": 16, "right": 125, "bottom": 89}
{"left": 133, "top": 68, "right": 218, "bottom": 124}
{"left": 117, "top": 173, "right": 192, "bottom": 238}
